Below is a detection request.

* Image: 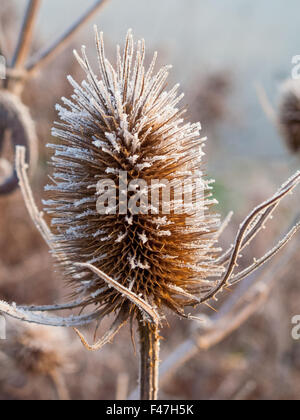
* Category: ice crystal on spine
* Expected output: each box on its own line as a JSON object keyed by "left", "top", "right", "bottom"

{"left": 44, "top": 28, "right": 222, "bottom": 322}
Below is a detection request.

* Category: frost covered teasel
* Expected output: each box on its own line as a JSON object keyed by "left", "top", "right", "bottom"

{"left": 44, "top": 27, "right": 224, "bottom": 328}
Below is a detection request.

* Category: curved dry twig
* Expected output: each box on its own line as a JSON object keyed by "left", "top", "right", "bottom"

{"left": 254, "top": 82, "right": 277, "bottom": 125}
{"left": 11, "top": 0, "right": 41, "bottom": 70}
{"left": 200, "top": 171, "right": 300, "bottom": 303}
{"left": 15, "top": 146, "right": 53, "bottom": 245}
{"left": 1, "top": 0, "right": 110, "bottom": 195}
{"left": 19, "top": 298, "right": 88, "bottom": 313}
{"left": 0, "top": 300, "right": 101, "bottom": 327}
{"left": 216, "top": 203, "right": 278, "bottom": 265}
{"left": 229, "top": 220, "right": 300, "bottom": 286}
{"left": 0, "top": 92, "right": 37, "bottom": 195}
{"left": 216, "top": 211, "right": 234, "bottom": 240}
{"left": 26, "top": 0, "right": 109, "bottom": 76}
{"left": 76, "top": 262, "right": 161, "bottom": 326}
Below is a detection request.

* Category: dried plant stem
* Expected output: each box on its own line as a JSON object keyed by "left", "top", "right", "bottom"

{"left": 0, "top": 94, "right": 38, "bottom": 195}
{"left": 129, "top": 218, "right": 300, "bottom": 399}
{"left": 9, "top": 0, "right": 41, "bottom": 94}
{"left": 116, "top": 373, "right": 130, "bottom": 400}
{"left": 254, "top": 82, "right": 277, "bottom": 125}
{"left": 138, "top": 321, "right": 160, "bottom": 400}
{"left": 11, "top": 0, "right": 41, "bottom": 69}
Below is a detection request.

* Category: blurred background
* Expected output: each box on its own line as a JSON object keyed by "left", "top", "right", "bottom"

{"left": 0, "top": 0, "right": 300, "bottom": 400}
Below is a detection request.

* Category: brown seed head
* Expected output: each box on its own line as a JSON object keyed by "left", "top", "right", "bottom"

{"left": 44, "top": 29, "right": 222, "bottom": 323}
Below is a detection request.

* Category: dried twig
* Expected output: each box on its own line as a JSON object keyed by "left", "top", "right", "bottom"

{"left": 0, "top": 300, "right": 101, "bottom": 327}
{"left": 0, "top": 92, "right": 37, "bottom": 194}
{"left": 201, "top": 172, "right": 300, "bottom": 304}
{"left": 161, "top": 223, "right": 299, "bottom": 386}
{"left": 128, "top": 214, "right": 300, "bottom": 399}
{"left": 26, "top": 0, "right": 109, "bottom": 76}
{"left": 1, "top": 0, "right": 110, "bottom": 196}
{"left": 73, "top": 307, "right": 129, "bottom": 351}
{"left": 11, "top": 0, "right": 41, "bottom": 69}
{"left": 15, "top": 146, "right": 51, "bottom": 242}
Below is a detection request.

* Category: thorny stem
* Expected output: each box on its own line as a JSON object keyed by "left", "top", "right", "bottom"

{"left": 138, "top": 321, "right": 160, "bottom": 401}
{"left": 48, "top": 371, "right": 70, "bottom": 401}
{"left": 11, "top": 0, "right": 41, "bottom": 69}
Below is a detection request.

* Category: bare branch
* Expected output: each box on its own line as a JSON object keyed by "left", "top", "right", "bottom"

{"left": 0, "top": 94, "right": 38, "bottom": 195}
{"left": 15, "top": 146, "right": 52, "bottom": 245}
{"left": 229, "top": 220, "right": 300, "bottom": 286}
{"left": 216, "top": 171, "right": 300, "bottom": 266}
{"left": 201, "top": 171, "right": 300, "bottom": 303}
{"left": 154, "top": 224, "right": 300, "bottom": 389}
{"left": 137, "top": 321, "right": 160, "bottom": 400}
{"left": 216, "top": 203, "right": 278, "bottom": 265}
{"left": 19, "top": 299, "right": 88, "bottom": 313}
{"left": 26, "top": 0, "right": 109, "bottom": 76}
{"left": 254, "top": 81, "right": 277, "bottom": 125}
{"left": 216, "top": 211, "right": 234, "bottom": 239}
{"left": 116, "top": 373, "right": 130, "bottom": 401}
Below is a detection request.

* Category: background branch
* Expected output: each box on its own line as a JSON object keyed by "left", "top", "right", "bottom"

{"left": 138, "top": 321, "right": 160, "bottom": 400}
{"left": 26, "top": 0, "right": 109, "bottom": 76}
{"left": 11, "top": 0, "right": 41, "bottom": 69}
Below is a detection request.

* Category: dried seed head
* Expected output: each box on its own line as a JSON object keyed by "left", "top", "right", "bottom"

{"left": 44, "top": 29, "right": 222, "bottom": 323}
{"left": 0, "top": 321, "right": 70, "bottom": 377}
{"left": 278, "top": 79, "right": 300, "bottom": 153}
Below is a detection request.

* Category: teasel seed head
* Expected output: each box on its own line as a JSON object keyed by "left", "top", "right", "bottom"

{"left": 278, "top": 79, "right": 300, "bottom": 153}
{"left": 44, "top": 28, "right": 223, "bottom": 324}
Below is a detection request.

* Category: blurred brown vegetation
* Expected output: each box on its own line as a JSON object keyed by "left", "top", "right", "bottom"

{"left": 0, "top": 0, "right": 300, "bottom": 401}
